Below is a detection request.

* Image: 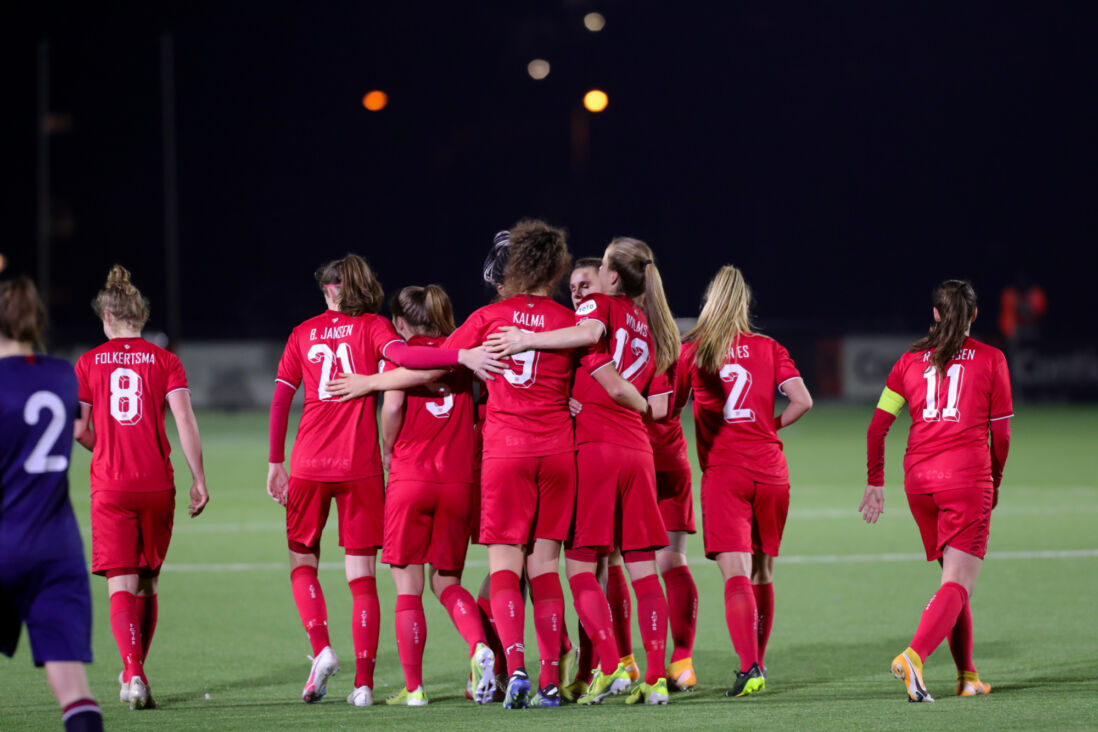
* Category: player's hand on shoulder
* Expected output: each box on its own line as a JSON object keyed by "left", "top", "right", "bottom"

{"left": 267, "top": 463, "right": 289, "bottom": 507}
{"left": 188, "top": 480, "right": 210, "bottom": 518}
{"left": 484, "top": 326, "right": 526, "bottom": 357}
{"left": 858, "top": 484, "right": 884, "bottom": 524}
{"left": 458, "top": 346, "right": 505, "bottom": 380}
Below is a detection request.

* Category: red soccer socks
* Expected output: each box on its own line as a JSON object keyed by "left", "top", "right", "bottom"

{"left": 569, "top": 572, "right": 620, "bottom": 675}
{"left": 394, "top": 594, "right": 426, "bottom": 690}
{"left": 135, "top": 594, "right": 158, "bottom": 661}
{"left": 911, "top": 582, "right": 969, "bottom": 663}
{"left": 291, "top": 566, "right": 330, "bottom": 657}
{"left": 530, "top": 573, "right": 565, "bottom": 689}
{"left": 489, "top": 570, "right": 526, "bottom": 674}
{"left": 439, "top": 583, "right": 486, "bottom": 656}
{"left": 109, "top": 591, "right": 146, "bottom": 683}
{"left": 350, "top": 576, "right": 380, "bottom": 688}
{"left": 606, "top": 564, "right": 633, "bottom": 657}
{"left": 752, "top": 581, "right": 774, "bottom": 667}
{"left": 723, "top": 576, "right": 759, "bottom": 673}
{"left": 631, "top": 574, "right": 669, "bottom": 684}
{"left": 663, "top": 565, "right": 698, "bottom": 664}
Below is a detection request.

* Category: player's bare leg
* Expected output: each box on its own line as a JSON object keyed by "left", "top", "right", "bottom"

{"left": 489, "top": 544, "right": 531, "bottom": 708}
{"left": 46, "top": 662, "right": 102, "bottom": 730}
{"left": 750, "top": 552, "right": 774, "bottom": 680}
{"left": 107, "top": 573, "right": 152, "bottom": 709}
{"left": 717, "top": 551, "right": 764, "bottom": 697}
{"left": 659, "top": 531, "right": 697, "bottom": 691}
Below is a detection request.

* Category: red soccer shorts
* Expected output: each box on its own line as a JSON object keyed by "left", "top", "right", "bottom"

{"left": 656, "top": 467, "right": 696, "bottom": 534}
{"left": 90, "top": 489, "right": 175, "bottom": 577}
{"left": 286, "top": 475, "right": 384, "bottom": 554}
{"left": 382, "top": 480, "right": 474, "bottom": 571}
{"left": 570, "top": 442, "right": 667, "bottom": 554}
{"left": 479, "top": 452, "right": 575, "bottom": 546}
{"left": 700, "top": 465, "right": 789, "bottom": 559}
{"left": 906, "top": 486, "right": 993, "bottom": 561}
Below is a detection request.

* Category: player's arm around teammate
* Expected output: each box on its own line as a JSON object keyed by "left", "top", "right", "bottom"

{"left": 681, "top": 265, "right": 811, "bottom": 698}
{"left": 0, "top": 278, "right": 104, "bottom": 730}
{"left": 73, "top": 265, "right": 209, "bottom": 711}
{"left": 860, "top": 280, "right": 1011, "bottom": 702}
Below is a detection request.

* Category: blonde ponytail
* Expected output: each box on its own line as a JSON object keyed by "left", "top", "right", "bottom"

{"left": 605, "top": 237, "right": 679, "bottom": 374}
{"left": 684, "top": 265, "right": 754, "bottom": 374}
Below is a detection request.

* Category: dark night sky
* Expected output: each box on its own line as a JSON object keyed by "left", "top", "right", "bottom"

{"left": 7, "top": 2, "right": 1096, "bottom": 343}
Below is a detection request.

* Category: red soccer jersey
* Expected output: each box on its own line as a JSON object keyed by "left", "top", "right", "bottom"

{"left": 681, "top": 334, "right": 801, "bottom": 482}
{"left": 382, "top": 334, "right": 475, "bottom": 484}
{"left": 443, "top": 295, "right": 574, "bottom": 459}
{"left": 883, "top": 337, "right": 1013, "bottom": 494}
{"left": 572, "top": 293, "right": 656, "bottom": 452}
{"left": 276, "top": 310, "right": 403, "bottom": 481}
{"left": 75, "top": 338, "right": 189, "bottom": 493}
{"left": 646, "top": 353, "right": 691, "bottom": 472}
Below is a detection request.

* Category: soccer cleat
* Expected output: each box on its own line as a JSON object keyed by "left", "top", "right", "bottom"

{"left": 386, "top": 685, "right": 429, "bottom": 706}
{"left": 560, "top": 679, "right": 589, "bottom": 703}
{"left": 577, "top": 663, "right": 632, "bottom": 705}
{"left": 724, "top": 663, "right": 766, "bottom": 698}
{"left": 347, "top": 685, "right": 374, "bottom": 707}
{"left": 667, "top": 657, "right": 697, "bottom": 691}
{"left": 128, "top": 676, "right": 152, "bottom": 710}
{"left": 471, "top": 642, "right": 497, "bottom": 704}
{"left": 626, "top": 678, "right": 670, "bottom": 705}
{"left": 620, "top": 653, "right": 641, "bottom": 682}
{"left": 957, "top": 671, "right": 992, "bottom": 697}
{"left": 118, "top": 671, "right": 129, "bottom": 703}
{"left": 503, "top": 668, "right": 531, "bottom": 709}
{"left": 891, "top": 648, "right": 934, "bottom": 702}
{"left": 530, "top": 684, "right": 562, "bottom": 707}
{"left": 302, "top": 646, "right": 339, "bottom": 703}
{"left": 559, "top": 645, "right": 579, "bottom": 689}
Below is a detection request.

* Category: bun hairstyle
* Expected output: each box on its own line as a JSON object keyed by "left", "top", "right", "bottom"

{"left": 315, "top": 253, "right": 384, "bottom": 316}
{"left": 92, "top": 265, "right": 150, "bottom": 330}
{"left": 683, "top": 265, "right": 755, "bottom": 374}
{"left": 0, "top": 277, "right": 47, "bottom": 346}
{"left": 911, "top": 279, "right": 978, "bottom": 374}
{"left": 482, "top": 230, "right": 511, "bottom": 289}
{"left": 501, "top": 219, "right": 571, "bottom": 298}
{"left": 390, "top": 284, "right": 456, "bottom": 337}
{"left": 604, "top": 237, "right": 679, "bottom": 374}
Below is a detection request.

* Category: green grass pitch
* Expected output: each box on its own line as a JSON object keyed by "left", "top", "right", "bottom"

{"left": 2, "top": 404, "right": 1097, "bottom": 729}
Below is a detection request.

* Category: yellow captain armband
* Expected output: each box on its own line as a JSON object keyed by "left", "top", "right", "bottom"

{"left": 876, "top": 386, "right": 906, "bottom": 416}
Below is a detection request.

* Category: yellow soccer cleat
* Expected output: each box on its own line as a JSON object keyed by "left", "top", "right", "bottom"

{"left": 891, "top": 648, "right": 934, "bottom": 702}
{"left": 385, "top": 685, "right": 429, "bottom": 706}
{"left": 626, "top": 677, "right": 670, "bottom": 705}
{"left": 559, "top": 645, "right": 579, "bottom": 689}
{"left": 560, "top": 679, "right": 589, "bottom": 703}
{"left": 620, "top": 653, "right": 640, "bottom": 682}
{"left": 957, "top": 671, "right": 992, "bottom": 697}
{"left": 667, "top": 657, "right": 697, "bottom": 691}
{"left": 724, "top": 663, "right": 765, "bottom": 698}
{"left": 577, "top": 663, "right": 632, "bottom": 705}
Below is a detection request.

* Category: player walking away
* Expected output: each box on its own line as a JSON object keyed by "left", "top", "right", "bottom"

{"left": 72, "top": 266, "right": 209, "bottom": 710}
{"left": 0, "top": 278, "right": 103, "bottom": 732}
{"left": 679, "top": 265, "right": 813, "bottom": 698}
{"left": 378, "top": 284, "right": 496, "bottom": 706}
{"left": 861, "top": 280, "right": 1011, "bottom": 702}
{"left": 329, "top": 220, "right": 577, "bottom": 710}
{"left": 267, "top": 255, "right": 501, "bottom": 707}
{"left": 487, "top": 237, "right": 680, "bottom": 706}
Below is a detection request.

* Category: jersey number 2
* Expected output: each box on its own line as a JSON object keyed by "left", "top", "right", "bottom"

{"left": 720, "top": 363, "right": 756, "bottom": 423}
{"left": 23, "top": 391, "right": 70, "bottom": 474}
{"left": 922, "top": 364, "right": 964, "bottom": 422}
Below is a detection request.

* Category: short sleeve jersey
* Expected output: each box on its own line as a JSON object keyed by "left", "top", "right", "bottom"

{"left": 681, "top": 334, "right": 801, "bottom": 482}
{"left": 572, "top": 293, "right": 656, "bottom": 452}
{"left": 0, "top": 355, "right": 84, "bottom": 560}
{"left": 75, "top": 338, "right": 189, "bottom": 493}
{"left": 277, "top": 311, "right": 402, "bottom": 481}
{"left": 646, "top": 351, "right": 691, "bottom": 472}
{"left": 883, "top": 337, "right": 1013, "bottom": 494}
{"left": 443, "top": 295, "right": 575, "bottom": 459}
{"left": 381, "top": 334, "right": 475, "bottom": 484}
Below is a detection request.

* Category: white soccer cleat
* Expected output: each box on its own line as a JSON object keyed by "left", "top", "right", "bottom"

{"left": 347, "top": 685, "right": 374, "bottom": 707}
{"left": 128, "top": 677, "right": 151, "bottom": 710}
{"left": 118, "top": 671, "right": 129, "bottom": 703}
{"left": 302, "top": 646, "right": 340, "bottom": 703}
{"left": 472, "top": 642, "right": 497, "bottom": 704}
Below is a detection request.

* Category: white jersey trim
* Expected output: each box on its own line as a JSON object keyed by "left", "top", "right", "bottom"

{"left": 166, "top": 387, "right": 191, "bottom": 397}
{"left": 575, "top": 318, "right": 607, "bottom": 338}
{"left": 380, "top": 339, "right": 406, "bottom": 359}
{"left": 990, "top": 413, "right": 1014, "bottom": 421}
{"left": 79, "top": 400, "right": 93, "bottom": 407}
{"left": 649, "top": 388, "right": 673, "bottom": 398}
{"left": 275, "top": 378, "right": 298, "bottom": 391}
{"left": 777, "top": 376, "right": 803, "bottom": 396}
{"left": 589, "top": 360, "right": 615, "bottom": 376}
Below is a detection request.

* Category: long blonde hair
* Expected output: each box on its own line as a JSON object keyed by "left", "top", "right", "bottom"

{"left": 683, "top": 265, "right": 754, "bottom": 373}
{"left": 605, "top": 237, "right": 679, "bottom": 374}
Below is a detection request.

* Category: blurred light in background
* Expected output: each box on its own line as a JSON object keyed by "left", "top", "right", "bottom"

{"left": 584, "top": 12, "right": 606, "bottom": 32}
{"left": 583, "top": 89, "right": 608, "bottom": 112}
{"left": 527, "top": 59, "right": 551, "bottom": 80}
{"left": 0, "top": 253, "right": 6, "bottom": 273}
{"left": 362, "top": 90, "right": 388, "bottom": 111}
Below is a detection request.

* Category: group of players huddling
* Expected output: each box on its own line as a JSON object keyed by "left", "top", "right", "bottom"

{"left": 1, "top": 219, "right": 1010, "bottom": 729}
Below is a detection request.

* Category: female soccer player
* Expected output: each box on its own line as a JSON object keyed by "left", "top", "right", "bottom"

{"left": 861, "top": 280, "right": 1011, "bottom": 702}
{"left": 1, "top": 278, "right": 103, "bottom": 731}
{"left": 267, "top": 254, "right": 500, "bottom": 707}
{"left": 329, "top": 220, "right": 589, "bottom": 709}
{"left": 378, "top": 284, "right": 495, "bottom": 705}
{"left": 486, "top": 236, "right": 680, "bottom": 706}
{"left": 73, "top": 265, "right": 210, "bottom": 710}
{"left": 679, "top": 265, "right": 813, "bottom": 698}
